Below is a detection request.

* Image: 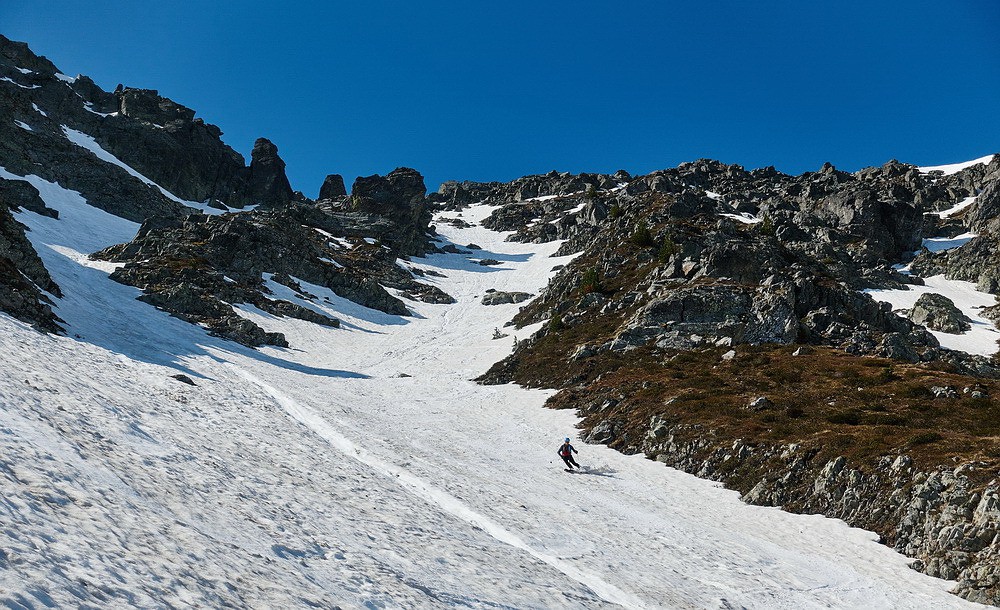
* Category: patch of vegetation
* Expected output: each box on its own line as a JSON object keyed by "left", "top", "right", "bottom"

{"left": 657, "top": 235, "right": 679, "bottom": 262}
{"left": 756, "top": 214, "right": 775, "bottom": 237}
{"left": 909, "top": 431, "right": 944, "bottom": 446}
{"left": 827, "top": 410, "right": 862, "bottom": 425}
{"left": 514, "top": 339, "right": 1000, "bottom": 476}
{"left": 580, "top": 267, "right": 602, "bottom": 294}
{"left": 630, "top": 221, "right": 654, "bottom": 248}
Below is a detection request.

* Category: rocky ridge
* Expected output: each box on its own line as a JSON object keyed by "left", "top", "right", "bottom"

{"left": 1, "top": 36, "right": 449, "bottom": 347}
{"left": 93, "top": 169, "right": 451, "bottom": 347}
{"left": 476, "top": 157, "right": 1000, "bottom": 377}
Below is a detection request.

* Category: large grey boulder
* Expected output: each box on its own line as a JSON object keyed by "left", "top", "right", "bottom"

{"left": 908, "top": 293, "right": 971, "bottom": 334}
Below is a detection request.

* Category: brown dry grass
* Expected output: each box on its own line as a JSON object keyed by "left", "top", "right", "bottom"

{"left": 533, "top": 344, "right": 1000, "bottom": 478}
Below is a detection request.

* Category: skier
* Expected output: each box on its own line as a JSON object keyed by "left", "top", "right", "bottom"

{"left": 558, "top": 437, "right": 580, "bottom": 471}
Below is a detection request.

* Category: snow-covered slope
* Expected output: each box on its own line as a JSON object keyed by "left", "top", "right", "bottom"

{"left": 0, "top": 186, "right": 988, "bottom": 609}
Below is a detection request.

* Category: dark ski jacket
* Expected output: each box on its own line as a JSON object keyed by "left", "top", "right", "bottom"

{"left": 558, "top": 442, "right": 577, "bottom": 457}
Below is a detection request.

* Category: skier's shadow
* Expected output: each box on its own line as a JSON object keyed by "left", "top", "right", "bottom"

{"left": 574, "top": 467, "right": 617, "bottom": 478}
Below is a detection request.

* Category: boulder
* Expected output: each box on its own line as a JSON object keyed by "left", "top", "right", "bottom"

{"left": 482, "top": 291, "right": 533, "bottom": 306}
{"left": 908, "top": 293, "right": 971, "bottom": 334}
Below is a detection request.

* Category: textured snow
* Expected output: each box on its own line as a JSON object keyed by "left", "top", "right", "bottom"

{"left": 0, "top": 177, "right": 988, "bottom": 608}
{"left": 865, "top": 275, "right": 1000, "bottom": 356}
{"left": 31, "top": 102, "right": 47, "bottom": 116}
{"left": 54, "top": 72, "right": 77, "bottom": 83}
{"left": 15, "top": 66, "right": 33, "bottom": 74}
{"left": 14, "top": 119, "right": 32, "bottom": 131}
{"left": 918, "top": 154, "right": 996, "bottom": 176}
{"left": 705, "top": 190, "right": 722, "bottom": 200}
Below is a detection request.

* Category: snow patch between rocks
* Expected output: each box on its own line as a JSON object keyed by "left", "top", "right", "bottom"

{"left": 922, "top": 232, "right": 977, "bottom": 253}
{"left": 1, "top": 76, "right": 39, "bottom": 89}
{"left": 865, "top": 276, "right": 999, "bottom": 356}
{"left": 934, "top": 196, "right": 977, "bottom": 219}
{"left": 720, "top": 212, "right": 763, "bottom": 224}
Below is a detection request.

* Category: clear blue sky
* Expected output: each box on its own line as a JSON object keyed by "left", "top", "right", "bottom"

{"left": 4, "top": 2, "right": 999, "bottom": 196}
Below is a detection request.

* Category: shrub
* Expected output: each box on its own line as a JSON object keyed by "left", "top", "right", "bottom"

{"left": 580, "top": 267, "right": 601, "bottom": 294}
{"left": 827, "top": 410, "right": 861, "bottom": 425}
{"left": 785, "top": 406, "right": 805, "bottom": 418}
{"left": 658, "top": 236, "right": 679, "bottom": 262}
{"left": 909, "top": 431, "right": 943, "bottom": 446}
{"left": 864, "top": 413, "right": 908, "bottom": 426}
{"left": 631, "top": 222, "right": 654, "bottom": 247}
{"left": 608, "top": 203, "right": 622, "bottom": 219}
{"left": 756, "top": 214, "right": 775, "bottom": 237}
{"left": 876, "top": 366, "right": 896, "bottom": 383}
{"left": 548, "top": 314, "right": 565, "bottom": 332}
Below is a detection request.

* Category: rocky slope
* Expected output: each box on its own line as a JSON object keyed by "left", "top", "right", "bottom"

{"left": 93, "top": 171, "right": 452, "bottom": 347}
{"left": 464, "top": 157, "right": 1000, "bottom": 603}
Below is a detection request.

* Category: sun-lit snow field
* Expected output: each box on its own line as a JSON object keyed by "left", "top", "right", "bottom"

{"left": 0, "top": 170, "right": 990, "bottom": 609}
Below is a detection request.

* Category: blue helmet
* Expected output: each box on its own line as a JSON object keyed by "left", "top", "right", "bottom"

{"left": 564, "top": 437, "right": 571, "bottom": 442}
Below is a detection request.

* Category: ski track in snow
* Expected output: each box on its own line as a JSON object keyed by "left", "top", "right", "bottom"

{"left": 0, "top": 179, "right": 990, "bottom": 608}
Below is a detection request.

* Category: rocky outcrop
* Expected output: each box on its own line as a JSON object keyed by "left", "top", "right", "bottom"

{"left": 468, "top": 155, "right": 1000, "bottom": 376}
{"left": 0, "top": 178, "right": 57, "bottom": 219}
{"left": 0, "top": 204, "right": 61, "bottom": 332}
{"left": 93, "top": 204, "right": 451, "bottom": 347}
{"left": 482, "top": 290, "right": 533, "bottom": 306}
{"left": 909, "top": 293, "right": 972, "bottom": 334}
{"left": 347, "top": 168, "right": 437, "bottom": 255}
{"left": 319, "top": 174, "right": 347, "bottom": 200}
{"left": 0, "top": 35, "right": 298, "bottom": 216}
{"left": 248, "top": 138, "right": 294, "bottom": 208}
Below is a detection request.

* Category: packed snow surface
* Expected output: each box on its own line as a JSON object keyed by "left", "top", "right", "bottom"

{"left": 918, "top": 154, "right": 996, "bottom": 176}
{"left": 0, "top": 179, "right": 988, "bottom": 608}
